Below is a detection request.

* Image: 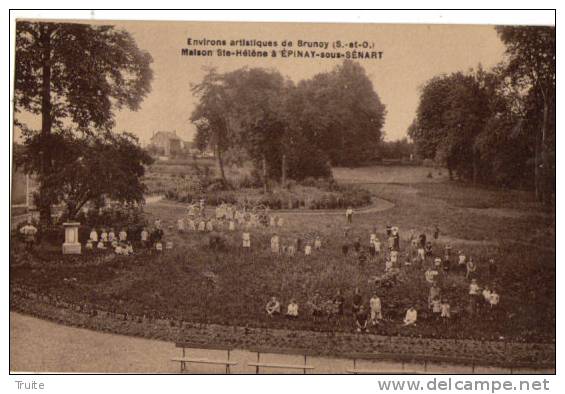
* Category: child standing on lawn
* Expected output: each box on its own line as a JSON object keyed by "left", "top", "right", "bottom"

{"left": 119, "top": 228, "right": 127, "bottom": 242}
{"left": 314, "top": 236, "right": 322, "bottom": 251}
{"left": 304, "top": 242, "right": 312, "bottom": 256}
{"left": 358, "top": 249, "right": 368, "bottom": 266}
{"left": 428, "top": 282, "right": 441, "bottom": 309}
{"left": 242, "top": 231, "right": 251, "bottom": 252}
{"left": 353, "top": 237, "right": 361, "bottom": 254}
{"left": 374, "top": 236, "right": 382, "bottom": 261}
{"left": 417, "top": 245, "right": 426, "bottom": 265}
{"left": 488, "top": 258, "right": 497, "bottom": 279}
{"left": 444, "top": 243, "right": 452, "bottom": 259}
{"left": 187, "top": 217, "right": 196, "bottom": 231}
{"left": 100, "top": 228, "right": 108, "bottom": 244}
{"left": 89, "top": 228, "right": 99, "bottom": 244}
{"left": 287, "top": 243, "right": 296, "bottom": 257}
{"left": 108, "top": 229, "right": 116, "bottom": 244}
{"left": 434, "top": 257, "right": 442, "bottom": 270}
{"left": 390, "top": 249, "right": 399, "bottom": 265}
{"left": 425, "top": 267, "right": 439, "bottom": 284}
{"left": 369, "top": 293, "right": 382, "bottom": 325}
{"left": 271, "top": 233, "right": 280, "bottom": 254}
{"left": 346, "top": 206, "right": 354, "bottom": 224}
{"left": 433, "top": 225, "right": 440, "bottom": 240}
{"left": 342, "top": 242, "right": 349, "bottom": 257}
{"left": 482, "top": 285, "right": 492, "bottom": 308}
{"left": 466, "top": 257, "right": 477, "bottom": 279}
{"left": 296, "top": 237, "right": 303, "bottom": 254}
{"left": 333, "top": 289, "right": 345, "bottom": 316}
{"left": 385, "top": 257, "right": 393, "bottom": 272}
{"left": 458, "top": 250, "right": 466, "bottom": 273}
{"left": 431, "top": 297, "right": 442, "bottom": 319}
{"left": 425, "top": 241, "right": 433, "bottom": 260}
{"left": 388, "top": 232, "right": 395, "bottom": 251}
{"left": 489, "top": 288, "right": 500, "bottom": 311}
{"left": 469, "top": 278, "right": 481, "bottom": 314}
{"left": 442, "top": 255, "right": 451, "bottom": 276}
{"left": 392, "top": 227, "right": 400, "bottom": 251}
{"left": 177, "top": 218, "right": 185, "bottom": 233}
{"left": 140, "top": 228, "right": 149, "bottom": 248}
{"left": 440, "top": 299, "right": 451, "bottom": 321}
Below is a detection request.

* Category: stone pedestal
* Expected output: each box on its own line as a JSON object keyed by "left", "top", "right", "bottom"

{"left": 62, "top": 222, "right": 82, "bottom": 254}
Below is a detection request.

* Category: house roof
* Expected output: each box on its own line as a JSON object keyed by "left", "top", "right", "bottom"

{"left": 151, "top": 131, "right": 181, "bottom": 142}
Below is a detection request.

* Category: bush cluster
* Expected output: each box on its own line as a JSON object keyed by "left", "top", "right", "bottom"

{"left": 164, "top": 181, "right": 372, "bottom": 210}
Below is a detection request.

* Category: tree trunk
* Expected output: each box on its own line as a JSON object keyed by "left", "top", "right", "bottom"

{"left": 262, "top": 154, "right": 268, "bottom": 194}
{"left": 540, "top": 97, "right": 551, "bottom": 205}
{"left": 472, "top": 146, "right": 478, "bottom": 185}
{"left": 39, "top": 25, "right": 54, "bottom": 226}
{"left": 534, "top": 136, "right": 540, "bottom": 201}
{"left": 216, "top": 144, "right": 227, "bottom": 183}
{"left": 281, "top": 153, "right": 287, "bottom": 188}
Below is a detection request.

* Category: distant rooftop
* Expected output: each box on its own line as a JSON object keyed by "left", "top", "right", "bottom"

{"left": 151, "top": 130, "right": 181, "bottom": 141}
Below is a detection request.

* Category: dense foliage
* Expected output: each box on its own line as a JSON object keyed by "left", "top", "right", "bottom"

{"left": 191, "top": 61, "right": 386, "bottom": 184}
{"left": 14, "top": 21, "right": 153, "bottom": 224}
{"left": 409, "top": 26, "right": 555, "bottom": 199}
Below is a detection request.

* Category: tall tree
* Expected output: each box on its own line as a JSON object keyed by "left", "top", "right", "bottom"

{"left": 496, "top": 26, "right": 555, "bottom": 203}
{"left": 409, "top": 72, "right": 490, "bottom": 181}
{"left": 287, "top": 60, "right": 386, "bottom": 166}
{"left": 224, "top": 68, "right": 289, "bottom": 191}
{"left": 191, "top": 68, "right": 234, "bottom": 184}
{"left": 14, "top": 21, "right": 153, "bottom": 224}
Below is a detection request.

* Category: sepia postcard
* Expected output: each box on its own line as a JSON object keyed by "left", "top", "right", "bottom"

{"left": 9, "top": 14, "right": 555, "bottom": 377}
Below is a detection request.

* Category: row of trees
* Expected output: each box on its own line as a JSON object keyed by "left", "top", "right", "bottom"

{"left": 14, "top": 22, "right": 154, "bottom": 225}
{"left": 409, "top": 26, "right": 555, "bottom": 202}
{"left": 190, "top": 60, "right": 386, "bottom": 189}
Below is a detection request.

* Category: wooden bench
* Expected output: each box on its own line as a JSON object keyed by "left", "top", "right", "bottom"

{"left": 247, "top": 361, "right": 315, "bottom": 374}
{"left": 171, "top": 357, "right": 238, "bottom": 374}
{"left": 173, "top": 343, "right": 237, "bottom": 374}
{"left": 347, "top": 368, "right": 421, "bottom": 374}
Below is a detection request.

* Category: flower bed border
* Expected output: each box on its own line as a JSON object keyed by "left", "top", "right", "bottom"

{"left": 10, "top": 286, "right": 554, "bottom": 369}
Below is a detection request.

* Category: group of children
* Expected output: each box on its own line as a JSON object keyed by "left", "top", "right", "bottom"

{"left": 177, "top": 202, "right": 285, "bottom": 235}
{"left": 86, "top": 227, "right": 134, "bottom": 255}
{"left": 264, "top": 233, "right": 323, "bottom": 256}
{"left": 86, "top": 217, "right": 177, "bottom": 255}
{"left": 259, "top": 208, "right": 502, "bottom": 332}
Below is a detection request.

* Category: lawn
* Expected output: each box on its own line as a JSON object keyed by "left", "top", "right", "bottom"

{"left": 10, "top": 166, "right": 555, "bottom": 344}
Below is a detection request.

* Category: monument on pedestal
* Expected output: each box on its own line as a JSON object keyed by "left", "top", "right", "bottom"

{"left": 62, "top": 222, "right": 82, "bottom": 254}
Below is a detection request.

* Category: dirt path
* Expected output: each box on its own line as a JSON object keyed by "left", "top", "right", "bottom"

{"left": 10, "top": 312, "right": 178, "bottom": 373}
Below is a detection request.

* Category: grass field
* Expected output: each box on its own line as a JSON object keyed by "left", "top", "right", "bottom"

{"left": 10, "top": 165, "right": 555, "bottom": 344}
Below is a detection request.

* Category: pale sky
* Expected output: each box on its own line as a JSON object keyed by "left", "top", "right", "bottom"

{"left": 16, "top": 20, "right": 507, "bottom": 144}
